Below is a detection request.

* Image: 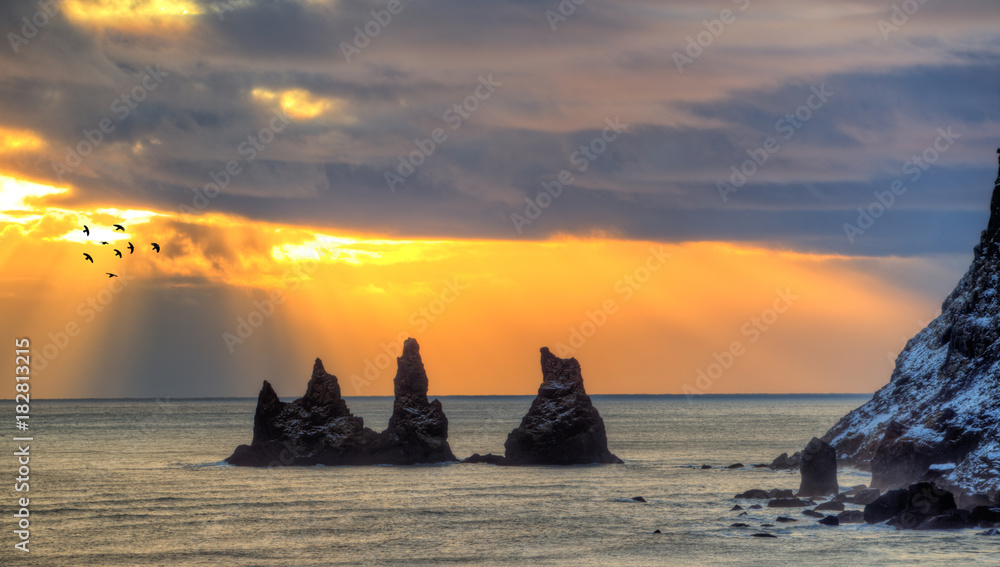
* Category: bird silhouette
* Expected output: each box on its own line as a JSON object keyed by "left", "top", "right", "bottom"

{"left": 106, "top": 273, "right": 118, "bottom": 278}
{"left": 100, "top": 241, "right": 109, "bottom": 245}
{"left": 151, "top": 243, "right": 160, "bottom": 253}
{"left": 83, "top": 225, "right": 90, "bottom": 236}
{"left": 83, "top": 253, "right": 93, "bottom": 263}
{"left": 127, "top": 242, "right": 134, "bottom": 254}
{"left": 113, "top": 224, "right": 125, "bottom": 232}
{"left": 114, "top": 249, "right": 122, "bottom": 258}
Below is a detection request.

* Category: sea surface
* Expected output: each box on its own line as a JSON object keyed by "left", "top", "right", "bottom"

{"left": 5, "top": 395, "right": 1000, "bottom": 566}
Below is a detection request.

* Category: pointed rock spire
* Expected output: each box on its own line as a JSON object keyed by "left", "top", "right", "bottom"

{"left": 382, "top": 338, "right": 456, "bottom": 464}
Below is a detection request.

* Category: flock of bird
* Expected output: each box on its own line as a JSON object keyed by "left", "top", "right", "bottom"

{"left": 81, "top": 223, "right": 160, "bottom": 278}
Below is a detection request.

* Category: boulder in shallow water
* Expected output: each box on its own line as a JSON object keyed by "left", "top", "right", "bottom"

{"left": 463, "top": 453, "right": 506, "bottom": 465}
{"left": 818, "top": 515, "right": 840, "bottom": 526}
{"left": 735, "top": 489, "right": 770, "bottom": 499}
{"left": 797, "top": 437, "right": 838, "bottom": 497}
{"left": 768, "top": 498, "right": 811, "bottom": 508}
{"left": 837, "top": 510, "right": 865, "bottom": 524}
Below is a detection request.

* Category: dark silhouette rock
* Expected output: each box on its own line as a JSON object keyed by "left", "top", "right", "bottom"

{"left": 818, "top": 515, "right": 840, "bottom": 526}
{"left": 768, "top": 498, "right": 811, "bottom": 508}
{"left": 631, "top": 496, "right": 646, "bottom": 502}
{"left": 751, "top": 533, "right": 777, "bottom": 538}
{"left": 770, "top": 452, "right": 801, "bottom": 470}
{"left": 913, "top": 509, "right": 972, "bottom": 530}
{"left": 701, "top": 464, "right": 712, "bottom": 469}
{"left": 738, "top": 512, "right": 748, "bottom": 517}
{"left": 838, "top": 510, "right": 865, "bottom": 524}
{"left": 463, "top": 453, "right": 506, "bottom": 465}
{"left": 851, "top": 488, "right": 881, "bottom": 505}
{"left": 727, "top": 463, "right": 744, "bottom": 469}
{"left": 815, "top": 151, "right": 1000, "bottom": 501}
{"left": 748, "top": 504, "right": 763, "bottom": 510}
{"left": 768, "top": 488, "right": 795, "bottom": 499}
{"left": 797, "top": 438, "right": 838, "bottom": 497}
{"left": 652, "top": 529, "right": 661, "bottom": 534}
{"left": 803, "top": 510, "right": 824, "bottom": 518}
{"left": 864, "top": 488, "right": 909, "bottom": 524}
{"left": 226, "top": 360, "right": 378, "bottom": 466}
{"left": 730, "top": 523, "right": 750, "bottom": 528}
{"left": 379, "top": 339, "right": 457, "bottom": 464}
{"left": 226, "top": 340, "right": 456, "bottom": 466}
{"left": 977, "top": 528, "right": 1000, "bottom": 536}
{"left": 775, "top": 516, "right": 797, "bottom": 523}
{"left": 865, "top": 483, "right": 960, "bottom": 529}
{"left": 731, "top": 505, "right": 744, "bottom": 511}
{"left": 503, "top": 348, "right": 621, "bottom": 465}
{"left": 760, "top": 523, "right": 774, "bottom": 527}
{"left": 735, "top": 489, "right": 771, "bottom": 499}
{"left": 814, "top": 501, "right": 845, "bottom": 512}
{"left": 971, "top": 506, "right": 1000, "bottom": 524}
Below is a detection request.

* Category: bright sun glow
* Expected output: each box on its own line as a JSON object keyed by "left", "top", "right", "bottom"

{"left": 64, "top": 0, "right": 200, "bottom": 26}
{"left": 0, "top": 128, "right": 45, "bottom": 152}
{"left": 251, "top": 88, "right": 343, "bottom": 120}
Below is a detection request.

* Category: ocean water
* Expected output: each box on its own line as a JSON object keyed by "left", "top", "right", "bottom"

{"left": 6, "top": 395, "right": 1000, "bottom": 566}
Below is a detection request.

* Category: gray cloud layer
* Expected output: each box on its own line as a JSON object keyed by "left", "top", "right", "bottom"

{"left": 2, "top": 0, "right": 998, "bottom": 255}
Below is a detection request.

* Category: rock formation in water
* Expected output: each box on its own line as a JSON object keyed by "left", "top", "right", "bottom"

{"left": 797, "top": 437, "right": 839, "bottom": 497}
{"left": 226, "top": 338, "right": 456, "bottom": 466}
{"left": 811, "top": 149, "right": 1000, "bottom": 505}
{"left": 379, "top": 338, "right": 457, "bottom": 464}
{"left": 502, "top": 347, "right": 623, "bottom": 465}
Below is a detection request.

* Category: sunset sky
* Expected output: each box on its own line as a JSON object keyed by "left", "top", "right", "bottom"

{"left": 1, "top": 0, "right": 998, "bottom": 398}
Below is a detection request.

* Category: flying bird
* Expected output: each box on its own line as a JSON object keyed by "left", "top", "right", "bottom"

{"left": 106, "top": 273, "right": 118, "bottom": 278}
{"left": 113, "top": 224, "right": 125, "bottom": 232}
{"left": 114, "top": 249, "right": 122, "bottom": 258}
{"left": 83, "top": 225, "right": 90, "bottom": 236}
{"left": 151, "top": 243, "right": 160, "bottom": 253}
{"left": 127, "top": 242, "right": 134, "bottom": 254}
{"left": 83, "top": 253, "right": 93, "bottom": 263}
{"left": 100, "top": 241, "right": 109, "bottom": 245}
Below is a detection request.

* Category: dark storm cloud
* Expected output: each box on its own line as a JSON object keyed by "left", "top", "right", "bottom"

{"left": 1, "top": 0, "right": 998, "bottom": 256}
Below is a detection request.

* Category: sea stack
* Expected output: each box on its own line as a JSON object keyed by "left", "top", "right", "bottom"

{"left": 226, "top": 358, "right": 378, "bottom": 466}
{"left": 379, "top": 338, "right": 457, "bottom": 464}
{"left": 796, "top": 437, "right": 838, "bottom": 497}
{"left": 225, "top": 339, "right": 456, "bottom": 466}
{"left": 503, "top": 347, "right": 622, "bottom": 465}
{"left": 815, "top": 149, "right": 1000, "bottom": 505}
